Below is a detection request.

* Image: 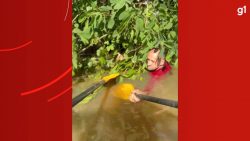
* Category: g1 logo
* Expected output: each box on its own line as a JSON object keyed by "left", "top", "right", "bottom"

{"left": 237, "top": 5, "right": 246, "bottom": 16}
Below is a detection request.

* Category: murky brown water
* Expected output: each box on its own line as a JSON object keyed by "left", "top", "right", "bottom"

{"left": 72, "top": 69, "right": 178, "bottom": 141}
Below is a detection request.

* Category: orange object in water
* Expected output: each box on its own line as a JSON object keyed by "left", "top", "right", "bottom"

{"left": 111, "top": 83, "right": 135, "bottom": 100}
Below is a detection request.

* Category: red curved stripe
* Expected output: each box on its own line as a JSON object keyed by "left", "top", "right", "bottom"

{"left": 0, "top": 41, "right": 32, "bottom": 52}
{"left": 21, "top": 66, "right": 72, "bottom": 96}
{"left": 64, "top": 0, "right": 70, "bottom": 21}
{"left": 47, "top": 86, "right": 72, "bottom": 102}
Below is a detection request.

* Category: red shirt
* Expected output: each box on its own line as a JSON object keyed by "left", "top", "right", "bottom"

{"left": 143, "top": 61, "right": 171, "bottom": 92}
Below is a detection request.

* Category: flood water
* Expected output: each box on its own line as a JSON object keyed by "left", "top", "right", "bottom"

{"left": 72, "top": 69, "right": 178, "bottom": 141}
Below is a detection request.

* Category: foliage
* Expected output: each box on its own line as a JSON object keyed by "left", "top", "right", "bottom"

{"left": 72, "top": 0, "right": 178, "bottom": 79}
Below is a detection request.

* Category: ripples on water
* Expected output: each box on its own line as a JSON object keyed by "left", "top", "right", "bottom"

{"left": 73, "top": 69, "right": 178, "bottom": 141}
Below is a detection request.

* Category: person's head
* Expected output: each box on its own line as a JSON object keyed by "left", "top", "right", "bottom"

{"left": 146, "top": 48, "right": 161, "bottom": 71}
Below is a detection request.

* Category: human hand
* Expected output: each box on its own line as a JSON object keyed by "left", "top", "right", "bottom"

{"left": 129, "top": 89, "right": 143, "bottom": 103}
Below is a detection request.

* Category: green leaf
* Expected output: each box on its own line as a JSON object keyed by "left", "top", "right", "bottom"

{"left": 93, "top": 16, "right": 97, "bottom": 28}
{"left": 72, "top": 28, "right": 89, "bottom": 44}
{"left": 147, "top": 41, "right": 155, "bottom": 48}
{"left": 124, "top": 53, "right": 128, "bottom": 59}
{"left": 153, "top": 24, "right": 160, "bottom": 32}
{"left": 139, "top": 32, "right": 145, "bottom": 40}
{"left": 165, "top": 22, "right": 173, "bottom": 30}
{"left": 110, "top": 0, "right": 119, "bottom": 4}
{"left": 88, "top": 62, "right": 92, "bottom": 67}
{"left": 134, "top": 39, "right": 137, "bottom": 44}
{"left": 166, "top": 49, "right": 175, "bottom": 62}
{"left": 130, "top": 30, "right": 134, "bottom": 42}
{"left": 72, "top": 28, "right": 81, "bottom": 34}
{"left": 170, "top": 31, "right": 176, "bottom": 38}
{"left": 107, "top": 44, "right": 114, "bottom": 51}
{"left": 126, "top": 0, "right": 134, "bottom": 4}
{"left": 112, "top": 30, "right": 119, "bottom": 38}
{"left": 114, "top": 0, "right": 126, "bottom": 10}
{"left": 147, "top": 22, "right": 154, "bottom": 29}
{"left": 83, "top": 32, "right": 91, "bottom": 40}
{"left": 83, "top": 20, "right": 90, "bottom": 33}
{"left": 79, "top": 20, "right": 92, "bottom": 40}
{"left": 86, "top": 6, "right": 92, "bottom": 11}
{"left": 108, "top": 12, "right": 116, "bottom": 29}
{"left": 72, "top": 50, "right": 78, "bottom": 69}
{"left": 99, "top": 57, "right": 106, "bottom": 66}
{"left": 99, "top": 6, "right": 112, "bottom": 11}
{"left": 119, "top": 10, "right": 130, "bottom": 20}
{"left": 108, "top": 18, "right": 115, "bottom": 29}
{"left": 96, "top": 49, "right": 101, "bottom": 56}
{"left": 97, "top": 15, "right": 103, "bottom": 25}
{"left": 132, "top": 55, "right": 137, "bottom": 63}
{"left": 125, "top": 69, "right": 135, "bottom": 77}
{"left": 110, "top": 45, "right": 114, "bottom": 50}
{"left": 74, "top": 23, "right": 79, "bottom": 28}
{"left": 135, "top": 18, "right": 144, "bottom": 32}
{"left": 78, "top": 15, "right": 86, "bottom": 23}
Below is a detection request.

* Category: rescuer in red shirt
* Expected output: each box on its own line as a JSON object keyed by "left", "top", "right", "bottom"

{"left": 129, "top": 48, "right": 171, "bottom": 103}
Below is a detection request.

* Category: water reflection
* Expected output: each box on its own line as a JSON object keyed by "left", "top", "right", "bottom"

{"left": 73, "top": 69, "right": 178, "bottom": 141}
